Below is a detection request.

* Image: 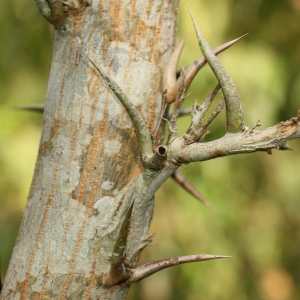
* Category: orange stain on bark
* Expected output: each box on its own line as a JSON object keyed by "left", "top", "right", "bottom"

{"left": 20, "top": 163, "right": 61, "bottom": 299}
{"left": 59, "top": 217, "right": 88, "bottom": 299}
{"left": 76, "top": 86, "right": 108, "bottom": 206}
{"left": 81, "top": 259, "right": 97, "bottom": 298}
{"left": 146, "top": 0, "right": 155, "bottom": 16}
{"left": 146, "top": 11, "right": 164, "bottom": 133}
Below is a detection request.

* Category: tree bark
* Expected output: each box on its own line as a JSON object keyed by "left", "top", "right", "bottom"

{"left": 3, "top": 1, "right": 300, "bottom": 299}
{"left": 1, "top": 1, "right": 179, "bottom": 299}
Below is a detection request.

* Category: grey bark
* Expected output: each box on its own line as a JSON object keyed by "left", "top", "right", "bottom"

{"left": 3, "top": 0, "right": 300, "bottom": 299}
{"left": 1, "top": 0, "right": 179, "bottom": 299}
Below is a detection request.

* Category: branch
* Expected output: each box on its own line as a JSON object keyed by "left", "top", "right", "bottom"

{"left": 176, "top": 113, "right": 300, "bottom": 163}
{"left": 188, "top": 7, "right": 245, "bottom": 133}
{"left": 124, "top": 254, "right": 231, "bottom": 284}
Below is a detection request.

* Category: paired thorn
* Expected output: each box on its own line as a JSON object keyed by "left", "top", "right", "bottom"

{"left": 172, "top": 171, "right": 218, "bottom": 213}
{"left": 188, "top": 6, "right": 246, "bottom": 134}
{"left": 164, "top": 35, "right": 248, "bottom": 104}
{"left": 125, "top": 254, "right": 231, "bottom": 284}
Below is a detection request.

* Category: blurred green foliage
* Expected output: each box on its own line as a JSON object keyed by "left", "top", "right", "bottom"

{"left": 1, "top": 1, "right": 300, "bottom": 300}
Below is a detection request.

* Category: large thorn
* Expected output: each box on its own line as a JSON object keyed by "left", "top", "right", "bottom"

{"left": 188, "top": 6, "right": 246, "bottom": 133}
{"left": 172, "top": 171, "right": 218, "bottom": 213}
{"left": 125, "top": 254, "right": 231, "bottom": 284}
{"left": 103, "top": 202, "right": 134, "bottom": 286}
{"left": 87, "top": 57, "right": 158, "bottom": 168}
{"left": 166, "top": 34, "right": 248, "bottom": 104}
{"left": 163, "top": 38, "right": 186, "bottom": 96}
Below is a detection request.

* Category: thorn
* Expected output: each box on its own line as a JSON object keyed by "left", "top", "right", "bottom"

{"left": 278, "top": 143, "right": 292, "bottom": 151}
{"left": 172, "top": 171, "right": 218, "bottom": 214}
{"left": 163, "top": 38, "right": 186, "bottom": 96}
{"left": 126, "top": 254, "right": 231, "bottom": 284}
{"left": 167, "top": 34, "right": 248, "bottom": 104}
{"left": 188, "top": 6, "right": 245, "bottom": 133}
{"left": 167, "top": 69, "right": 187, "bottom": 139}
{"left": 183, "top": 84, "right": 221, "bottom": 145}
{"left": 173, "top": 67, "right": 186, "bottom": 109}
{"left": 87, "top": 56, "right": 157, "bottom": 168}
{"left": 266, "top": 148, "right": 272, "bottom": 155}
{"left": 245, "top": 120, "right": 261, "bottom": 134}
{"left": 103, "top": 202, "right": 134, "bottom": 286}
{"left": 199, "top": 129, "right": 211, "bottom": 141}
{"left": 203, "top": 97, "right": 225, "bottom": 130}
{"left": 11, "top": 104, "right": 45, "bottom": 113}
{"left": 168, "top": 106, "right": 193, "bottom": 119}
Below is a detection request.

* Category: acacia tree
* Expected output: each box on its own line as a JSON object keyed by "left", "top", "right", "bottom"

{"left": 2, "top": 0, "right": 300, "bottom": 299}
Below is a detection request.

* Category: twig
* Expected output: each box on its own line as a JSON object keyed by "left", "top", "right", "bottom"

{"left": 183, "top": 84, "right": 221, "bottom": 144}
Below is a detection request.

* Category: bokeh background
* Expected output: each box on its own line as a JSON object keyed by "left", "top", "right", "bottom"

{"left": 1, "top": 1, "right": 300, "bottom": 299}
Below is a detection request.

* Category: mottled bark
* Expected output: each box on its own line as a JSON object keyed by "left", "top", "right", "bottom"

{"left": 3, "top": 1, "right": 300, "bottom": 299}
{"left": 1, "top": 1, "right": 179, "bottom": 299}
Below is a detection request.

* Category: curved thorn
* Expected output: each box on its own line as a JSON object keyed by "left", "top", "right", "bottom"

{"left": 172, "top": 171, "right": 218, "bottom": 214}
{"left": 87, "top": 57, "right": 154, "bottom": 164}
{"left": 163, "top": 38, "right": 186, "bottom": 95}
{"left": 188, "top": 6, "right": 245, "bottom": 133}
{"left": 167, "top": 34, "right": 248, "bottom": 104}
{"left": 126, "top": 254, "right": 231, "bottom": 284}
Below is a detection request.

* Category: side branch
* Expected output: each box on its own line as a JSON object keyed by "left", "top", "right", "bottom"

{"left": 177, "top": 114, "right": 300, "bottom": 163}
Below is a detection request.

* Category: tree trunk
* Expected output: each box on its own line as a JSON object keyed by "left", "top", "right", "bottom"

{"left": 3, "top": 1, "right": 300, "bottom": 299}
{"left": 1, "top": 1, "right": 179, "bottom": 298}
